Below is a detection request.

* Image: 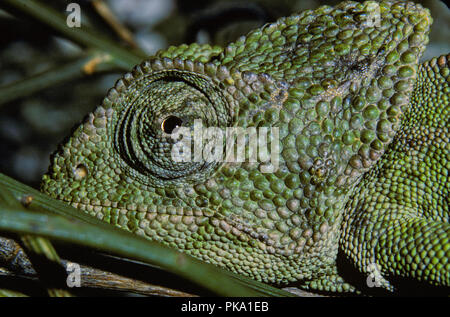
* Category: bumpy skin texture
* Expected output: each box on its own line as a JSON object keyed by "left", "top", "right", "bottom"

{"left": 342, "top": 54, "right": 449, "bottom": 291}
{"left": 41, "top": 1, "right": 448, "bottom": 294}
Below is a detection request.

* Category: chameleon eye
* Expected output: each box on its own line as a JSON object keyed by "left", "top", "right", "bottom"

{"left": 161, "top": 116, "right": 183, "bottom": 134}
{"left": 112, "top": 69, "right": 233, "bottom": 185}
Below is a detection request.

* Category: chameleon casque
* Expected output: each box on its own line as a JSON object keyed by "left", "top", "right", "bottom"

{"left": 40, "top": 0, "right": 449, "bottom": 294}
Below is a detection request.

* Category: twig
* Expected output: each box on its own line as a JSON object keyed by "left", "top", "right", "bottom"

{"left": 0, "top": 173, "right": 296, "bottom": 297}
{"left": 20, "top": 235, "right": 73, "bottom": 297}
{"left": 0, "top": 236, "right": 196, "bottom": 297}
{"left": 0, "top": 53, "right": 116, "bottom": 106}
{"left": 91, "top": 0, "right": 138, "bottom": 48}
{"left": 0, "top": 185, "right": 72, "bottom": 296}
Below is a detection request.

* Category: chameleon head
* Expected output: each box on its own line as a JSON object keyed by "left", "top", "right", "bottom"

{"left": 42, "top": 1, "right": 431, "bottom": 285}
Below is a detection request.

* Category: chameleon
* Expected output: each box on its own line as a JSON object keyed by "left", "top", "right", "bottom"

{"left": 40, "top": 0, "right": 449, "bottom": 294}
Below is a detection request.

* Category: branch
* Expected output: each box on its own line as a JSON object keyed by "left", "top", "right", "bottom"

{"left": 91, "top": 0, "right": 139, "bottom": 48}
{"left": 0, "top": 53, "right": 117, "bottom": 106}
{"left": 0, "top": 236, "right": 196, "bottom": 297}
{"left": 0, "top": 173, "right": 295, "bottom": 297}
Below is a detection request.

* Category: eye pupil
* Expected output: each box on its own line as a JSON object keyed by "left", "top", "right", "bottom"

{"left": 162, "top": 116, "right": 183, "bottom": 134}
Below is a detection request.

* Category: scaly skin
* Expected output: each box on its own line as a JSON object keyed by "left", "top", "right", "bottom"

{"left": 41, "top": 1, "right": 448, "bottom": 294}
{"left": 341, "top": 54, "right": 449, "bottom": 292}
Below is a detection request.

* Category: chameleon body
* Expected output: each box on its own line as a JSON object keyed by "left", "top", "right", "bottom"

{"left": 41, "top": 0, "right": 449, "bottom": 294}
